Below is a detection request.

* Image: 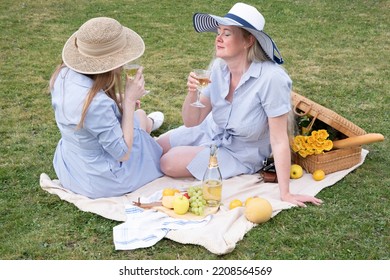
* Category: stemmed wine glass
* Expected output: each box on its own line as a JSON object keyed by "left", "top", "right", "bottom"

{"left": 191, "top": 69, "right": 211, "bottom": 108}
{"left": 123, "top": 58, "right": 150, "bottom": 95}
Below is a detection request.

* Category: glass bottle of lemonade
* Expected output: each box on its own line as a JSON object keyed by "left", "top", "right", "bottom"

{"left": 202, "top": 144, "right": 222, "bottom": 207}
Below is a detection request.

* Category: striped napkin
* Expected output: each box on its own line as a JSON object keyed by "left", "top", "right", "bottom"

{"left": 113, "top": 191, "right": 212, "bottom": 250}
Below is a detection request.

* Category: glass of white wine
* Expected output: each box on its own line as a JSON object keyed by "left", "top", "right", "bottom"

{"left": 123, "top": 58, "right": 150, "bottom": 95}
{"left": 191, "top": 69, "right": 211, "bottom": 108}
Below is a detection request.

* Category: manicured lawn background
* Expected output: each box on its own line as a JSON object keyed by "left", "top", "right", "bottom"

{"left": 0, "top": 0, "right": 388, "bottom": 259}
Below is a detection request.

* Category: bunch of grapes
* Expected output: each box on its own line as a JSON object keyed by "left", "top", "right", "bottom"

{"left": 187, "top": 186, "right": 207, "bottom": 215}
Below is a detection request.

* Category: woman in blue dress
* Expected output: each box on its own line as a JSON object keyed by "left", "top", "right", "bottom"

{"left": 157, "top": 3, "right": 323, "bottom": 207}
{"left": 49, "top": 17, "right": 164, "bottom": 199}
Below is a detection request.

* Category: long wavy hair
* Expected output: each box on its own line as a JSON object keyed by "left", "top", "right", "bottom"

{"left": 49, "top": 63, "right": 123, "bottom": 129}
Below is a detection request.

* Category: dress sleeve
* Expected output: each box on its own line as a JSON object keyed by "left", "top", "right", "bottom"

{"left": 83, "top": 93, "right": 129, "bottom": 160}
{"left": 260, "top": 65, "right": 292, "bottom": 118}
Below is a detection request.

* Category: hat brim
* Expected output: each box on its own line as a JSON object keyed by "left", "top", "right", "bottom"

{"left": 193, "top": 13, "right": 283, "bottom": 64}
{"left": 62, "top": 27, "right": 145, "bottom": 75}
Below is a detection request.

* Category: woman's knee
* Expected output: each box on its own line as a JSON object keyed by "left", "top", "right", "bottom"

{"left": 160, "top": 154, "right": 175, "bottom": 176}
{"left": 135, "top": 109, "right": 147, "bottom": 118}
{"left": 160, "top": 152, "right": 190, "bottom": 177}
{"left": 135, "top": 109, "right": 150, "bottom": 132}
{"left": 160, "top": 146, "right": 203, "bottom": 178}
{"left": 156, "top": 133, "right": 171, "bottom": 154}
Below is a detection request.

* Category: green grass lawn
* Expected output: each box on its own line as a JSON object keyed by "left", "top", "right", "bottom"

{"left": 0, "top": 0, "right": 389, "bottom": 260}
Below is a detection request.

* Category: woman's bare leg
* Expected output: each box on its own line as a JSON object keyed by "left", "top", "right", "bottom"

{"left": 156, "top": 131, "right": 172, "bottom": 154}
{"left": 135, "top": 109, "right": 153, "bottom": 134}
{"left": 160, "top": 145, "right": 205, "bottom": 178}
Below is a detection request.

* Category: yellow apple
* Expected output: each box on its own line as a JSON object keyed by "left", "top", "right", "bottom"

{"left": 290, "top": 164, "right": 303, "bottom": 179}
{"left": 173, "top": 194, "right": 189, "bottom": 215}
{"left": 229, "top": 199, "right": 243, "bottom": 210}
{"left": 312, "top": 169, "right": 325, "bottom": 181}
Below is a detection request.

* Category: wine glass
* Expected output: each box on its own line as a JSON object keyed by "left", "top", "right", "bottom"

{"left": 123, "top": 58, "right": 150, "bottom": 95}
{"left": 191, "top": 69, "right": 211, "bottom": 108}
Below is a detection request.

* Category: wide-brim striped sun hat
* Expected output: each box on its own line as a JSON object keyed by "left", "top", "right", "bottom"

{"left": 193, "top": 3, "right": 284, "bottom": 64}
{"left": 62, "top": 17, "right": 145, "bottom": 74}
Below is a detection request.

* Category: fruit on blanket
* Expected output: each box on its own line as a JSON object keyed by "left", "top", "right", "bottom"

{"left": 312, "top": 169, "right": 325, "bottom": 181}
{"left": 290, "top": 164, "right": 303, "bottom": 179}
{"left": 162, "top": 188, "right": 180, "bottom": 197}
{"left": 229, "top": 199, "right": 243, "bottom": 210}
{"left": 245, "top": 196, "right": 255, "bottom": 206}
{"left": 245, "top": 197, "right": 273, "bottom": 224}
{"left": 183, "top": 192, "right": 190, "bottom": 199}
{"left": 187, "top": 186, "right": 207, "bottom": 216}
{"left": 162, "top": 195, "right": 175, "bottom": 209}
{"left": 173, "top": 194, "right": 190, "bottom": 215}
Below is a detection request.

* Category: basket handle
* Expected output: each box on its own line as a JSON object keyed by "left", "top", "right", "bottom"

{"left": 300, "top": 111, "right": 319, "bottom": 135}
{"left": 293, "top": 100, "right": 312, "bottom": 116}
{"left": 306, "top": 112, "right": 319, "bottom": 131}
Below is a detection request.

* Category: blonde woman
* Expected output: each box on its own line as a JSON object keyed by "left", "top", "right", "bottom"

{"left": 49, "top": 17, "right": 164, "bottom": 198}
{"left": 157, "top": 3, "right": 322, "bottom": 207}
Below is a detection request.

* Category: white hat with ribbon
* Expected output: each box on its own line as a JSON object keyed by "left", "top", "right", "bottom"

{"left": 193, "top": 2, "right": 284, "bottom": 64}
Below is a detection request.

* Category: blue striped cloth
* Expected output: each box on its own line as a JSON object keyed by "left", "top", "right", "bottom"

{"left": 113, "top": 192, "right": 212, "bottom": 250}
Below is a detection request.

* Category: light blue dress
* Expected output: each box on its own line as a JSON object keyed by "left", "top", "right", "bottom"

{"left": 51, "top": 67, "right": 163, "bottom": 199}
{"left": 170, "top": 59, "right": 292, "bottom": 180}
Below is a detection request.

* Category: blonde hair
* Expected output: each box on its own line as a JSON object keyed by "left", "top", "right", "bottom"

{"left": 241, "top": 30, "right": 296, "bottom": 141}
{"left": 241, "top": 29, "right": 272, "bottom": 63}
{"left": 49, "top": 63, "right": 122, "bottom": 129}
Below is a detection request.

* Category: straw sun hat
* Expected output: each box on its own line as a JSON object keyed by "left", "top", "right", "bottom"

{"left": 193, "top": 2, "right": 284, "bottom": 64}
{"left": 62, "top": 17, "right": 145, "bottom": 74}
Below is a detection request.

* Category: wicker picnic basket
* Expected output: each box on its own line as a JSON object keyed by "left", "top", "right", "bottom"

{"left": 291, "top": 91, "right": 366, "bottom": 174}
{"left": 291, "top": 146, "right": 362, "bottom": 175}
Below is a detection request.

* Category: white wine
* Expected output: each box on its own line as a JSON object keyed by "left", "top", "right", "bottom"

{"left": 124, "top": 64, "right": 140, "bottom": 78}
{"left": 202, "top": 145, "right": 223, "bottom": 207}
{"left": 191, "top": 69, "right": 211, "bottom": 108}
{"left": 196, "top": 77, "right": 210, "bottom": 88}
{"left": 203, "top": 180, "right": 222, "bottom": 203}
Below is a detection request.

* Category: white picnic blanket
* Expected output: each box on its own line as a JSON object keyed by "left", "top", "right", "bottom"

{"left": 39, "top": 149, "right": 368, "bottom": 255}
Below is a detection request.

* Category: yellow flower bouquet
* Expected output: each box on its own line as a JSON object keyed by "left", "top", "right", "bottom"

{"left": 291, "top": 129, "right": 333, "bottom": 158}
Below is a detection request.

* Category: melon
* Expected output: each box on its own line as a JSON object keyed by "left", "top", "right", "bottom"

{"left": 245, "top": 197, "right": 273, "bottom": 224}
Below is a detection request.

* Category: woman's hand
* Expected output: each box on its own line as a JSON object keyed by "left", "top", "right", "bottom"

{"left": 281, "top": 192, "right": 323, "bottom": 207}
{"left": 187, "top": 71, "right": 199, "bottom": 94}
{"left": 267, "top": 115, "right": 323, "bottom": 208}
{"left": 124, "top": 67, "right": 146, "bottom": 103}
{"left": 181, "top": 71, "right": 212, "bottom": 126}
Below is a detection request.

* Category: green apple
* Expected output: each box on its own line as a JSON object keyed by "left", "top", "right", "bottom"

{"left": 173, "top": 194, "right": 190, "bottom": 215}
{"left": 290, "top": 164, "right": 303, "bottom": 179}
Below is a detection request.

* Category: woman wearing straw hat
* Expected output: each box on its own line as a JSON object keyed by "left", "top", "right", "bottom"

{"left": 157, "top": 3, "right": 322, "bottom": 207}
{"left": 49, "top": 17, "right": 164, "bottom": 199}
